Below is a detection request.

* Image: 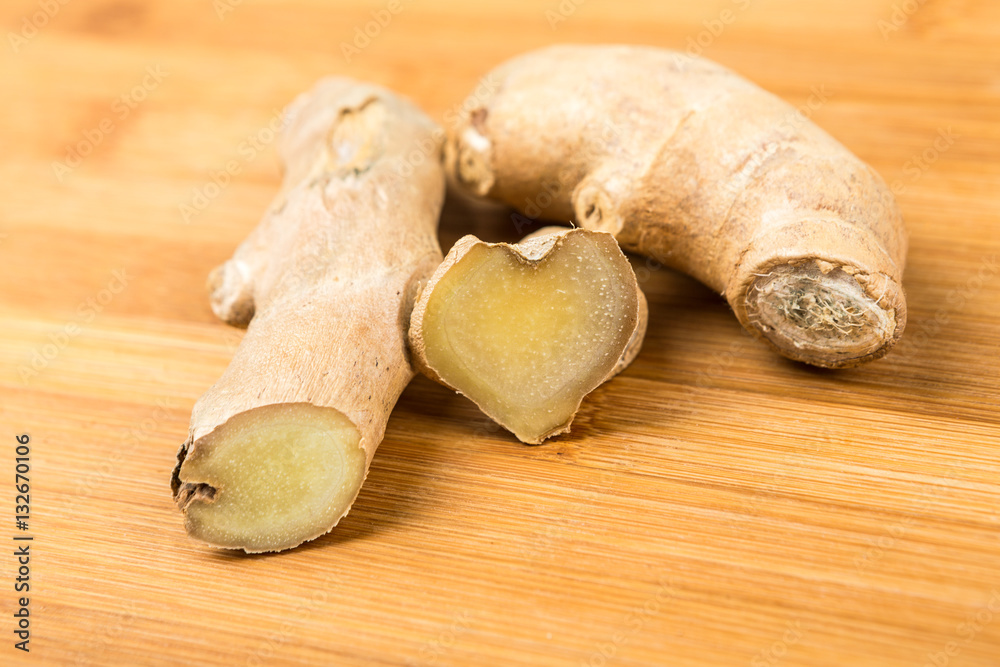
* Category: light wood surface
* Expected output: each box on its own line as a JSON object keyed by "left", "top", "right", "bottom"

{"left": 2, "top": 1, "right": 999, "bottom": 665}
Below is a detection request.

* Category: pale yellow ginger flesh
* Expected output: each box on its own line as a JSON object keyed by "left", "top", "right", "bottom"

{"left": 172, "top": 78, "right": 445, "bottom": 552}
{"left": 175, "top": 403, "right": 365, "bottom": 552}
{"left": 412, "top": 229, "right": 642, "bottom": 444}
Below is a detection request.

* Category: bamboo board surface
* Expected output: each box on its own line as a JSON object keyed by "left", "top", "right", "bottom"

{"left": 1, "top": 1, "right": 999, "bottom": 665}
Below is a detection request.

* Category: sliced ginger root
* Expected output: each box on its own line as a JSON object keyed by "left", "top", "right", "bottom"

{"left": 410, "top": 227, "right": 645, "bottom": 444}
{"left": 171, "top": 78, "right": 444, "bottom": 552}
{"left": 174, "top": 404, "right": 365, "bottom": 552}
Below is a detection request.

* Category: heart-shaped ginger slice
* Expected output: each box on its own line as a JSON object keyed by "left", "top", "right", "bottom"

{"left": 409, "top": 228, "right": 645, "bottom": 444}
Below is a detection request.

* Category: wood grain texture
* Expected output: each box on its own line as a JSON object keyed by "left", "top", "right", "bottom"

{"left": 1, "top": 0, "right": 998, "bottom": 665}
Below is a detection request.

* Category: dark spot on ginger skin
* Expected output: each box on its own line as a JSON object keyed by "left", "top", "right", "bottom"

{"left": 80, "top": 0, "right": 148, "bottom": 37}
{"left": 171, "top": 442, "right": 217, "bottom": 510}
{"left": 469, "top": 108, "right": 488, "bottom": 131}
{"left": 170, "top": 442, "right": 190, "bottom": 496}
{"left": 175, "top": 482, "right": 217, "bottom": 510}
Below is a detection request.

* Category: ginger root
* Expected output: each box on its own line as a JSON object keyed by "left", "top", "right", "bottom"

{"left": 171, "top": 78, "right": 444, "bottom": 552}
{"left": 409, "top": 227, "right": 646, "bottom": 444}
{"left": 445, "top": 45, "right": 908, "bottom": 369}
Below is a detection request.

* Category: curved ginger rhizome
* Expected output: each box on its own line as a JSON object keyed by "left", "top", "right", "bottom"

{"left": 446, "top": 45, "right": 909, "bottom": 369}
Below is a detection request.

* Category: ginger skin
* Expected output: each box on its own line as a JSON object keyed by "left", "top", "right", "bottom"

{"left": 446, "top": 45, "right": 908, "bottom": 369}
{"left": 171, "top": 79, "right": 444, "bottom": 553}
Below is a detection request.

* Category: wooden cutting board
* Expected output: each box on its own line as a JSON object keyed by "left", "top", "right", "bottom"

{"left": 1, "top": 1, "right": 998, "bottom": 665}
